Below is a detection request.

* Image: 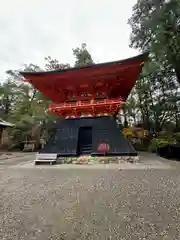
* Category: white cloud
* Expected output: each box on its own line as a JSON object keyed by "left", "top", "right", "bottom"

{"left": 0, "top": 0, "right": 138, "bottom": 81}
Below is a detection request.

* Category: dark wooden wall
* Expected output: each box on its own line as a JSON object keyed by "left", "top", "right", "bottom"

{"left": 39, "top": 116, "right": 137, "bottom": 156}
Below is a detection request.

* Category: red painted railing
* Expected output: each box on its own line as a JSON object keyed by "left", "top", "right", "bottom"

{"left": 49, "top": 99, "right": 123, "bottom": 110}
{"left": 49, "top": 98, "right": 124, "bottom": 118}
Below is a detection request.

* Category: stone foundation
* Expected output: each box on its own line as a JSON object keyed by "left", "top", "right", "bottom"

{"left": 58, "top": 155, "right": 140, "bottom": 165}
{"left": 117, "top": 156, "right": 140, "bottom": 164}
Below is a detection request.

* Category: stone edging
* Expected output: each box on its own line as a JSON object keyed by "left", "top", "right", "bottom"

{"left": 58, "top": 156, "right": 140, "bottom": 165}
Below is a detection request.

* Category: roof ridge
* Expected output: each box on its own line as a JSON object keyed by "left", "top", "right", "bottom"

{"left": 20, "top": 52, "right": 149, "bottom": 76}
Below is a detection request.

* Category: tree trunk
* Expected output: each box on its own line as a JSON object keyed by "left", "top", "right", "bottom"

{"left": 0, "top": 127, "right": 3, "bottom": 147}
{"left": 174, "top": 65, "right": 180, "bottom": 85}
{"left": 122, "top": 105, "right": 128, "bottom": 128}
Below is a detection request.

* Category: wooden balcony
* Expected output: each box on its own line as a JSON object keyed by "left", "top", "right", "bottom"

{"left": 49, "top": 99, "right": 124, "bottom": 118}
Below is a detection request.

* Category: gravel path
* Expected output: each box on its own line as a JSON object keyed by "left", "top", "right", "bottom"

{"left": 0, "top": 167, "right": 180, "bottom": 239}
{"left": 0, "top": 153, "right": 36, "bottom": 166}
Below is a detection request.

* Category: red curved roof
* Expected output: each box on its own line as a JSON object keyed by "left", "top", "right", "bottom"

{"left": 20, "top": 53, "right": 148, "bottom": 103}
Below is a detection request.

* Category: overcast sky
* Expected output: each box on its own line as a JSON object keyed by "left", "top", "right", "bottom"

{"left": 0, "top": 0, "right": 138, "bottom": 81}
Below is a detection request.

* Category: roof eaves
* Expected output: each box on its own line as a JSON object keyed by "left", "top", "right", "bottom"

{"left": 19, "top": 52, "right": 149, "bottom": 77}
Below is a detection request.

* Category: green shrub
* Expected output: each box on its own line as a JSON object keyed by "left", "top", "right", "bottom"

{"left": 134, "top": 142, "right": 148, "bottom": 151}
{"left": 174, "top": 132, "right": 180, "bottom": 143}
{"left": 148, "top": 138, "right": 157, "bottom": 153}
{"left": 148, "top": 138, "right": 169, "bottom": 153}
{"left": 157, "top": 139, "right": 169, "bottom": 147}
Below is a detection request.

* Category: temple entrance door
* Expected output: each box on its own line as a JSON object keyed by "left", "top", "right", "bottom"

{"left": 77, "top": 127, "right": 92, "bottom": 155}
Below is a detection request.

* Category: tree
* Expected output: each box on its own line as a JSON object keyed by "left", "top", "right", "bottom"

{"left": 128, "top": 0, "right": 180, "bottom": 84}
{"left": 0, "top": 80, "right": 17, "bottom": 119}
{"left": 73, "top": 43, "right": 94, "bottom": 67}
{"left": 130, "top": 60, "right": 180, "bottom": 132}
{"left": 127, "top": 0, "right": 180, "bottom": 134}
{"left": 44, "top": 56, "right": 70, "bottom": 71}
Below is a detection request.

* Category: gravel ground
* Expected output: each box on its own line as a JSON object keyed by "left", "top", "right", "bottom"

{"left": 1, "top": 167, "right": 180, "bottom": 239}
{"left": 0, "top": 153, "right": 36, "bottom": 166}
